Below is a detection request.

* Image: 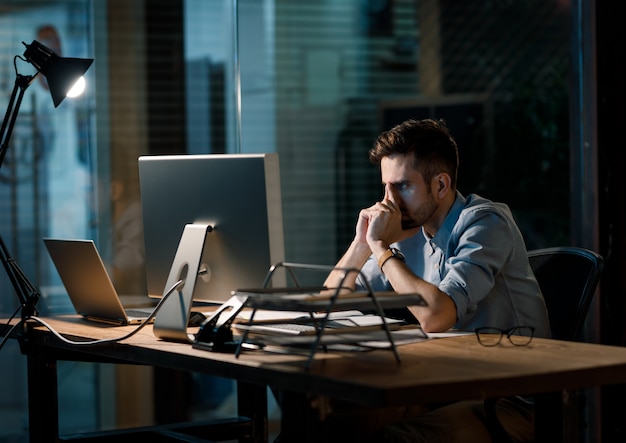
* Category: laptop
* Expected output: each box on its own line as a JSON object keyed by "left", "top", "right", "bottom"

{"left": 43, "top": 238, "right": 154, "bottom": 325}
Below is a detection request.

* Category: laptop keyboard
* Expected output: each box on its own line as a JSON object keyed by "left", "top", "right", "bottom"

{"left": 125, "top": 309, "right": 152, "bottom": 318}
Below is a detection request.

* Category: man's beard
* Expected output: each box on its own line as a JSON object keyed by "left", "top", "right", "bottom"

{"left": 401, "top": 192, "right": 437, "bottom": 230}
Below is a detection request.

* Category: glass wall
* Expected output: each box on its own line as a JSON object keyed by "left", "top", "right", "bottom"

{"left": 0, "top": 0, "right": 574, "bottom": 439}
{"left": 0, "top": 0, "right": 97, "bottom": 438}
{"left": 255, "top": 0, "right": 570, "bottom": 276}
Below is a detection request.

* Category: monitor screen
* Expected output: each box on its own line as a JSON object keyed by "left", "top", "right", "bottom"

{"left": 138, "top": 153, "right": 285, "bottom": 304}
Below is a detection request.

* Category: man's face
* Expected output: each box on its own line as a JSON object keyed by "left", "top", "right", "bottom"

{"left": 380, "top": 153, "right": 437, "bottom": 230}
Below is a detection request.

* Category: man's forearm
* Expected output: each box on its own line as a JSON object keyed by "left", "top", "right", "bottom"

{"left": 323, "top": 241, "right": 371, "bottom": 291}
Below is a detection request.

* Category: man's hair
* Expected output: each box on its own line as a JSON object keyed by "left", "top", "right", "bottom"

{"left": 369, "top": 118, "right": 459, "bottom": 189}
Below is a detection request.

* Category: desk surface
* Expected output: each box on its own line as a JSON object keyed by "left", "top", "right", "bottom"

{"left": 12, "top": 315, "right": 626, "bottom": 407}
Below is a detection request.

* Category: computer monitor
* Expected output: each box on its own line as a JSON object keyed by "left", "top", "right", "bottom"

{"left": 138, "top": 153, "right": 285, "bottom": 306}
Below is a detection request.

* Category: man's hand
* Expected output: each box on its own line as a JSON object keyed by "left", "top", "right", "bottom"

{"left": 363, "top": 186, "right": 420, "bottom": 249}
{"left": 363, "top": 198, "right": 404, "bottom": 248}
{"left": 354, "top": 207, "right": 371, "bottom": 246}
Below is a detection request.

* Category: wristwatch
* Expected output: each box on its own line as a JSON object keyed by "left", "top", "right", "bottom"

{"left": 378, "top": 247, "right": 406, "bottom": 271}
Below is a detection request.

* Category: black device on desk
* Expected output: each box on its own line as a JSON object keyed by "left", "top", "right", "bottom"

{"left": 194, "top": 294, "right": 248, "bottom": 352}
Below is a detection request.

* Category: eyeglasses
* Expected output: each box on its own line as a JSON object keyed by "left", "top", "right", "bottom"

{"left": 474, "top": 326, "right": 535, "bottom": 347}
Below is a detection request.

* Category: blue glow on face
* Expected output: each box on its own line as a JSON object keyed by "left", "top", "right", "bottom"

{"left": 395, "top": 182, "right": 415, "bottom": 199}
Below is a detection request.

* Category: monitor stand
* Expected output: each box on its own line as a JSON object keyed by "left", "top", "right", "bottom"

{"left": 153, "top": 223, "right": 211, "bottom": 342}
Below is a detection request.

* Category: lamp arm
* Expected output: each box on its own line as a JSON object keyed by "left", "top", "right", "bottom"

{"left": 0, "top": 72, "right": 41, "bottom": 319}
{"left": 0, "top": 235, "right": 39, "bottom": 316}
{"left": 0, "top": 74, "right": 35, "bottom": 169}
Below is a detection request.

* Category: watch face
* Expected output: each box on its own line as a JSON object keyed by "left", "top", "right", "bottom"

{"left": 390, "top": 247, "right": 406, "bottom": 262}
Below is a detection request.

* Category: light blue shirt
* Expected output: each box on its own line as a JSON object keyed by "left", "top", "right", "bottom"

{"left": 356, "top": 192, "right": 551, "bottom": 338}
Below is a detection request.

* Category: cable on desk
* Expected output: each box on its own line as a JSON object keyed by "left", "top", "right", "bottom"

{"left": 12, "top": 279, "right": 184, "bottom": 347}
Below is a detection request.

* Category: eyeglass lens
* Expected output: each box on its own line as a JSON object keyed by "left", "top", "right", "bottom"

{"left": 476, "top": 326, "right": 534, "bottom": 346}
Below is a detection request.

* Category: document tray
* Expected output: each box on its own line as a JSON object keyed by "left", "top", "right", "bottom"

{"left": 233, "top": 289, "right": 427, "bottom": 312}
{"left": 230, "top": 262, "right": 428, "bottom": 367}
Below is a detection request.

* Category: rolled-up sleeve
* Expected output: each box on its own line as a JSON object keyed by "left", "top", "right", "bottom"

{"left": 438, "top": 207, "right": 514, "bottom": 323}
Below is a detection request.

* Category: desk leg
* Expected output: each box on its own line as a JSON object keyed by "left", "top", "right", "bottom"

{"left": 27, "top": 351, "right": 59, "bottom": 443}
{"left": 237, "top": 381, "right": 268, "bottom": 442}
{"left": 278, "top": 391, "right": 321, "bottom": 443}
{"left": 535, "top": 390, "right": 579, "bottom": 443}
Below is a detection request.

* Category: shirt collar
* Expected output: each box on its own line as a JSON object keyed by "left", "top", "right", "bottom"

{"left": 425, "top": 191, "right": 466, "bottom": 249}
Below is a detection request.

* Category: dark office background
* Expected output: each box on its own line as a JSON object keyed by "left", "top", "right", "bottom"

{"left": 597, "top": 1, "right": 626, "bottom": 440}
{"left": 0, "top": 0, "right": 625, "bottom": 441}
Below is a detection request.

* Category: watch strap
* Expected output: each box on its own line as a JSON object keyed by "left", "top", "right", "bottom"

{"left": 378, "top": 247, "right": 405, "bottom": 271}
{"left": 377, "top": 248, "right": 394, "bottom": 269}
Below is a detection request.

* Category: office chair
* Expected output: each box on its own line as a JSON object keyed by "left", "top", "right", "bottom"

{"left": 486, "top": 246, "right": 604, "bottom": 442}
{"left": 527, "top": 247, "right": 604, "bottom": 341}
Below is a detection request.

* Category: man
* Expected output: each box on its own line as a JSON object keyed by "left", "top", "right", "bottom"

{"left": 325, "top": 118, "right": 549, "bottom": 335}
{"left": 322, "top": 118, "right": 550, "bottom": 442}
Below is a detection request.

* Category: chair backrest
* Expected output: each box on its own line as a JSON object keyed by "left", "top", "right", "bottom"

{"left": 528, "top": 246, "right": 604, "bottom": 341}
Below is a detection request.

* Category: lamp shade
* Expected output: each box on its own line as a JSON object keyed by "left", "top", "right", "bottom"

{"left": 22, "top": 40, "right": 93, "bottom": 108}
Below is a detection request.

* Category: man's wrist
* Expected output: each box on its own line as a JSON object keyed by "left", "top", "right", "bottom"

{"left": 369, "top": 240, "right": 389, "bottom": 257}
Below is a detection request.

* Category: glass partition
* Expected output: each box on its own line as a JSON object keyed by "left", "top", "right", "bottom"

{"left": 0, "top": 0, "right": 97, "bottom": 438}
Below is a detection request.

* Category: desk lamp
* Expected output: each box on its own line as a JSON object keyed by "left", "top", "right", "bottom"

{"left": 0, "top": 40, "right": 93, "bottom": 319}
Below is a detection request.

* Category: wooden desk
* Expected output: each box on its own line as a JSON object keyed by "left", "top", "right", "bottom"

{"left": 7, "top": 315, "right": 626, "bottom": 442}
